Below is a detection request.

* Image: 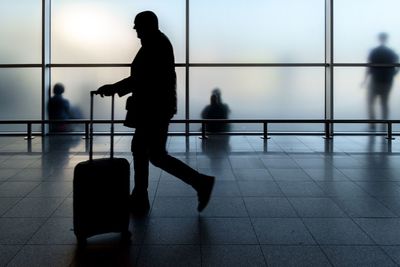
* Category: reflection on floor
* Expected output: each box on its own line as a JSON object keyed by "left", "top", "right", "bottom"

{"left": 1, "top": 135, "right": 400, "bottom": 266}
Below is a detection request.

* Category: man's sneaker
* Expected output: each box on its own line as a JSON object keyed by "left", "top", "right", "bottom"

{"left": 130, "top": 192, "right": 150, "bottom": 217}
{"left": 196, "top": 175, "right": 215, "bottom": 212}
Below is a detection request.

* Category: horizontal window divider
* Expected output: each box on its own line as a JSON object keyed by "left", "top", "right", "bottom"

{"left": 47, "top": 63, "right": 328, "bottom": 68}
{"left": 45, "top": 63, "right": 400, "bottom": 68}
{"left": 187, "top": 63, "right": 327, "bottom": 67}
{"left": 334, "top": 63, "right": 400, "bottom": 67}
{"left": 1, "top": 131, "right": 398, "bottom": 136}
{"left": 39, "top": 63, "right": 400, "bottom": 68}
{"left": 0, "top": 64, "right": 42, "bottom": 68}
{"left": 0, "top": 119, "right": 399, "bottom": 124}
{"left": 2, "top": 63, "right": 399, "bottom": 68}
{"left": 49, "top": 63, "right": 131, "bottom": 67}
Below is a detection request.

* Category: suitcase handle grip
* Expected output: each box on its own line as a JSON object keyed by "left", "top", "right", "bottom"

{"left": 89, "top": 91, "right": 115, "bottom": 161}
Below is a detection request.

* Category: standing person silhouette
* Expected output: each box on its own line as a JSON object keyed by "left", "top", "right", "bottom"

{"left": 362, "top": 32, "right": 399, "bottom": 130}
{"left": 96, "top": 11, "right": 214, "bottom": 215}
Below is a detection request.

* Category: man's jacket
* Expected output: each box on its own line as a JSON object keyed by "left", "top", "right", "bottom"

{"left": 114, "top": 31, "right": 177, "bottom": 127}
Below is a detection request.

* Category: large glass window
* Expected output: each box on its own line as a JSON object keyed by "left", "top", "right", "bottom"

{"left": 334, "top": 67, "right": 400, "bottom": 132}
{"left": 334, "top": 0, "right": 400, "bottom": 63}
{"left": 190, "top": 0, "right": 324, "bottom": 63}
{"left": 2, "top": 0, "right": 399, "bottom": 134}
{"left": 52, "top": 0, "right": 186, "bottom": 63}
{"left": 0, "top": 1, "right": 41, "bottom": 63}
{"left": 51, "top": 67, "right": 185, "bottom": 132}
{"left": 190, "top": 67, "right": 325, "bottom": 132}
{"left": 0, "top": 69, "right": 41, "bottom": 131}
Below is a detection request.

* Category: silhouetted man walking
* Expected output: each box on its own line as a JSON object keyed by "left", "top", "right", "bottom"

{"left": 97, "top": 11, "right": 214, "bottom": 215}
{"left": 363, "top": 32, "right": 399, "bottom": 129}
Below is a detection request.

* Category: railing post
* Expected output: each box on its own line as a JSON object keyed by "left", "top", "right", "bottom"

{"left": 386, "top": 122, "right": 395, "bottom": 140}
{"left": 82, "top": 122, "right": 90, "bottom": 139}
{"left": 262, "top": 122, "right": 271, "bottom": 139}
{"left": 323, "top": 122, "right": 333, "bottom": 139}
{"left": 24, "top": 122, "right": 35, "bottom": 140}
{"left": 200, "top": 122, "right": 208, "bottom": 139}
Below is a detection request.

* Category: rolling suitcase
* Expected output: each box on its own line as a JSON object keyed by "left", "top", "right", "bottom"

{"left": 73, "top": 91, "right": 131, "bottom": 246}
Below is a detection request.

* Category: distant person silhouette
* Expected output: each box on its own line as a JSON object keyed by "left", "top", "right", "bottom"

{"left": 48, "top": 83, "right": 71, "bottom": 132}
{"left": 97, "top": 11, "right": 214, "bottom": 215}
{"left": 201, "top": 88, "right": 231, "bottom": 133}
{"left": 362, "top": 32, "right": 399, "bottom": 129}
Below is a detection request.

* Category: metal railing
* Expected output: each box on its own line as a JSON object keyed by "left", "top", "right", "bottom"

{"left": 0, "top": 119, "right": 399, "bottom": 140}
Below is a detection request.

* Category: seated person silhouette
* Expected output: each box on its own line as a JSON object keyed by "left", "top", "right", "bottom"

{"left": 201, "top": 88, "right": 231, "bottom": 133}
{"left": 48, "top": 83, "right": 71, "bottom": 132}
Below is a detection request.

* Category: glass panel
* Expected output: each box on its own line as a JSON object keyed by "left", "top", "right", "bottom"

{"left": 190, "top": 0, "right": 324, "bottom": 63}
{"left": 0, "top": 1, "right": 41, "bottom": 63}
{"left": 335, "top": 0, "right": 400, "bottom": 63}
{"left": 334, "top": 67, "right": 400, "bottom": 132}
{"left": 0, "top": 68, "right": 41, "bottom": 132}
{"left": 190, "top": 67, "right": 324, "bottom": 132}
{"left": 52, "top": 0, "right": 185, "bottom": 63}
{"left": 51, "top": 67, "right": 185, "bottom": 132}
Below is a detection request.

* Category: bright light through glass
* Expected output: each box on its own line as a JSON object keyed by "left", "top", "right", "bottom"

{"left": 55, "top": 3, "right": 125, "bottom": 47}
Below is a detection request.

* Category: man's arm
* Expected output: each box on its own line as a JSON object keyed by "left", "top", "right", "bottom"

{"left": 97, "top": 76, "right": 135, "bottom": 97}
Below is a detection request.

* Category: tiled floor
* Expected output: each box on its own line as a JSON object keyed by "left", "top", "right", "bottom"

{"left": 1, "top": 135, "right": 400, "bottom": 266}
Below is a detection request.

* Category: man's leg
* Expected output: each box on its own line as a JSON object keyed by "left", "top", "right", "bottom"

{"left": 131, "top": 127, "right": 149, "bottom": 193}
{"left": 130, "top": 127, "right": 150, "bottom": 215}
{"left": 148, "top": 122, "right": 215, "bottom": 212}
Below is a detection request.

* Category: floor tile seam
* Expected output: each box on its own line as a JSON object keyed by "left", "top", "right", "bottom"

{"left": 11, "top": 195, "right": 69, "bottom": 199}
{"left": 337, "top": 215, "right": 380, "bottom": 248}
{"left": 372, "top": 245, "right": 400, "bottom": 266}
{"left": 380, "top": 244, "right": 400, "bottom": 266}
{"left": 138, "top": 244, "right": 265, "bottom": 248}
{"left": 142, "top": 241, "right": 260, "bottom": 246}
{"left": 0, "top": 197, "right": 25, "bottom": 218}
{"left": 352, "top": 181, "right": 400, "bottom": 198}
{"left": 287, "top": 215, "right": 339, "bottom": 267}
{"left": 285, "top": 197, "right": 349, "bottom": 218}
{"left": 199, "top": 212, "right": 204, "bottom": 267}
{"left": 323, "top": 196, "right": 363, "bottom": 218}
{"left": 374, "top": 198, "right": 400, "bottom": 218}
{"left": 274, "top": 178, "right": 324, "bottom": 199}
{"left": 312, "top": 176, "right": 370, "bottom": 199}
{"left": 330, "top": 196, "right": 400, "bottom": 218}
{"left": 245, "top": 136, "right": 267, "bottom": 153}
{"left": 318, "top": 244, "right": 400, "bottom": 267}
{"left": 150, "top": 215, "right": 383, "bottom": 219}
{"left": 257, "top": 163, "right": 275, "bottom": 180}
{"left": 259, "top": 173, "right": 286, "bottom": 197}
{"left": 232, "top": 174, "right": 268, "bottom": 267}
{"left": 281, "top": 192, "right": 336, "bottom": 265}
{"left": 22, "top": 195, "right": 69, "bottom": 247}
{"left": 1, "top": 181, "right": 43, "bottom": 199}
{"left": 3, "top": 244, "right": 25, "bottom": 267}
{"left": 261, "top": 243, "right": 335, "bottom": 267}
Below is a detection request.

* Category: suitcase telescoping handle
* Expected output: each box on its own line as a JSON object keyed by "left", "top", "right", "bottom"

{"left": 89, "top": 91, "right": 115, "bottom": 161}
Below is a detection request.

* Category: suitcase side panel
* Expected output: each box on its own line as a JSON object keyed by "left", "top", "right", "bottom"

{"left": 73, "top": 158, "right": 130, "bottom": 239}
